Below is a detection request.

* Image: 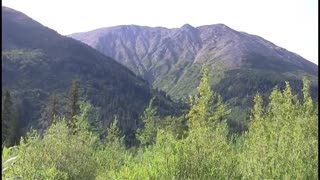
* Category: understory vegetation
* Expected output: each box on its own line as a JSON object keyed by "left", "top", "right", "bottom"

{"left": 2, "top": 66, "right": 318, "bottom": 179}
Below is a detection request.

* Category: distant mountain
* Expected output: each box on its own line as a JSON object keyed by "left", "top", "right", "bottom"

{"left": 70, "top": 24, "right": 318, "bottom": 132}
{"left": 69, "top": 24, "right": 318, "bottom": 98}
{"left": 2, "top": 7, "right": 179, "bottom": 142}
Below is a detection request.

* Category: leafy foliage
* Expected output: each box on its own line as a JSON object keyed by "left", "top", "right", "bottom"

{"left": 237, "top": 79, "right": 318, "bottom": 179}
{"left": 3, "top": 67, "right": 317, "bottom": 179}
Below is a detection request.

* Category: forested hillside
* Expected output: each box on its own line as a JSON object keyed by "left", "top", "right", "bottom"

{"left": 2, "top": 66, "right": 318, "bottom": 179}
{"left": 2, "top": 7, "right": 180, "bottom": 144}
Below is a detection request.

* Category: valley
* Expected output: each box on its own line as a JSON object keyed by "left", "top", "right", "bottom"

{"left": 2, "top": 6, "right": 318, "bottom": 180}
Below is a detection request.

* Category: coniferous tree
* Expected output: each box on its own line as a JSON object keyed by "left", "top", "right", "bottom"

{"left": 186, "top": 65, "right": 230, "bottom": 132}
{"left": 11, "top": 106, "right": 21, "bottom": 145}
{"left": 95, "top": 115, "right": 126, "bottom": 178}
{"left": 106, "top": 116, "right": 124, "bottom": 145}
{"left": 2, "top": 90, "right": 20, "bottom": 147}
{"left": 40, "top": 91, "right": 60, "bottom": 130}
{"left": 48, "top": 91, "right": 59, "bottom": 126}
{"left": 67, "top": 80, "right": 81, "bottom": 131}
{"left": 2, "top": 90, "right": 13, "bottom": 147}
{"left": 210, "top": 94, "right": 231, "bottom": 125}
{"left": 160, "top": 115, "right": 187, "bottom": 139}
{"left": 137, "top": 97, "right": 159, "bottom": 146}
{"left": 87, "top": 105, "right": 103, "bottom": 137}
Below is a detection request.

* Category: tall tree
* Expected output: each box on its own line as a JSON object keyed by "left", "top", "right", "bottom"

{"left": 106, "top": 116, "right": 124, "bottom": 146}
{"left": 187, "top": 65, "right": 230, "bottom": 132}
{"left": 40, "top": 91, "right": 60, "bottom": 129}
{"left": 186, "top": 65, "right": 213, "bottom": 131}
{"left": 67, "top": 80, "right": 81, "bottom": 130}
{"left": 48, "top": 91, "right": 59, "bottom": 126}
{"left": 11, "top": 105, "right": 21, "bottom": 145}
{"left": 137, "top": 97, "right": 159, "bottom": 146}
{"left": 2, "top": 90, "right": 17, "bottom": 147}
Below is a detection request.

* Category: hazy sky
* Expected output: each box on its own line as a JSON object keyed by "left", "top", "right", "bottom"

{"left": 3, "top": 0, "right": 318, "bottom": 65}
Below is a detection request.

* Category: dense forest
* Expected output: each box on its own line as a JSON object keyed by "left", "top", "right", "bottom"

{"left": 2, "top": 66, "right": 318, "bottom": 179}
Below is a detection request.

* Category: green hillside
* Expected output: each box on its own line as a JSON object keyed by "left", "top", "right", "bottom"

{"left": 70, "top": 24, "right": 318, "bottom": 132}
{"left": 2, "top": 7, "right": 180, "bottom": 144}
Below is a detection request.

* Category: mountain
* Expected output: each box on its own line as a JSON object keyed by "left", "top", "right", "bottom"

{"left": 2, "top": 7, "right": 179, "bottom": 142}
{"left": 70, "top": 24, "right": 318, "bottom": 132}
{"left": 69, "top": 24, "right": 318, "bottom": 98}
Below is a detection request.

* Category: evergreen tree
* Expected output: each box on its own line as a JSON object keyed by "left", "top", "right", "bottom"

{"left": 2, "top": 91, "right": 14, "bottom": 147}
{"left": 10, "top": 106, "right": 21, "bottom": 146}
{"left": 210, "top": 94, "right": 231, "bottom": 125}
{"left": 48, "top": 91, "right": 59, "bottom": 126}
{"left": 160, "top": 115, "right": 187, "bottom": 139}
{"left": 178, "top": 65, "right": 233, "bottom": 179}
{"left": 186, "top": 65, "right": 230, "bottom": 131}
{"left": 40, "top": 91, "right": 60, "bottom": 130}
{"left": 86, "top": 105, "right": 103, "bottom": 138}
{"left": 137, "top": 97, "right": 159, "bottom": 146}
{"left": 95, "top": 115, "right": 126, "bottom": 178}
{"left": 106, "top": 116, "right": 124, "bottom": 145}
{"left": 251, "top": 93, "right": 263, "bottom": 121}
{"left": 67, "top": 80, "right": 81, "bottom": 131}
{"left": 302, "top": 76, "right": 314, "bottom": 114}
{"left": 186, "top": 65, "right": 213, "bottom": 130}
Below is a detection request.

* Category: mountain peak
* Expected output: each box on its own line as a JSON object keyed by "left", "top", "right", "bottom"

{"left": 197, "top": 23, "right": 233, "bottom": 31}
{"left": 181, "top": 24, "right": 197, "bottom": 32}
{"left": 215, "top": 23, "right": 229, "bottom": 28}
{"left": 181, "top": 23, "right": 194, "bottom": 29}
{"left": 3, "top": 6, "right": 14, "bottom": 11}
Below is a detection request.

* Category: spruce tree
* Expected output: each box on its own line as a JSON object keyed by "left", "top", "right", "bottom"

{"left": 11, "top": 106, "right": 21, "bottom": 145}
{"left": 41, "top": 91, "right": 60, "bottom": 129}
{"left": 209, "top": 94, "right": 231, "bottom": 125}
{"left": 181, "top": 65, "right": 232, "bottom": 179}
{"left": 67, "top": 80, "right": 81, "bottom": 130}
{"left": 186, "top": 65, "right": 213, "bottom": 130}
{"left": 137, "top": 97, "right": 159, "bottom": 146}
{"left": 106, "top": 116, "right": 124, "bottom": 146}
{"left": 2, "top": 90, "right": 15, "bottom": 147}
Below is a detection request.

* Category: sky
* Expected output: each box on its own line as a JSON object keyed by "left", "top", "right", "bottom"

{"left": 2, "top": 0, "right": 318, "bottom": 65}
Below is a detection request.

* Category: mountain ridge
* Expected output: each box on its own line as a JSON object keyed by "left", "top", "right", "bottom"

{"left": 2, "top": 7, "right": 179, "bottom": 142}
{"left": 69, "top": 23, "right": 318, "bottom": 132}
{"left": 69, "top": 23, "right": 317, "bottom": 71}
{"left": 69, "top": 24, "right": 317, "bottom": 97}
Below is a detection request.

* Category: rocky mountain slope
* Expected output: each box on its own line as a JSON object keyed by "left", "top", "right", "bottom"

{"left": 69, "top": 24, "right": 318, "bottom": 98}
